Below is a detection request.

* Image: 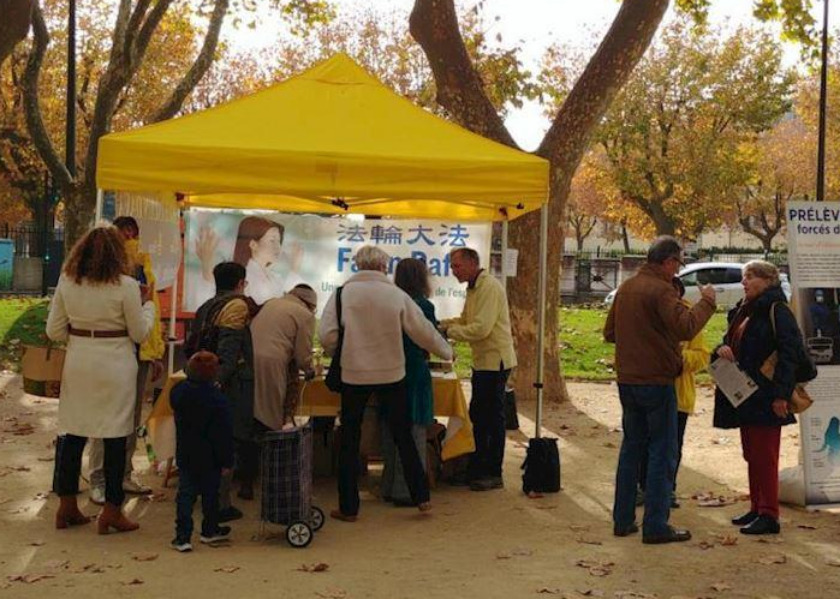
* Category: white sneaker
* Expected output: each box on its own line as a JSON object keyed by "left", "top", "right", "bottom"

{"left": 89, "top": 486, "right": 105, "bottom": 505}
{"left": 122, "top": 476, "right": 152, "bottom": 495}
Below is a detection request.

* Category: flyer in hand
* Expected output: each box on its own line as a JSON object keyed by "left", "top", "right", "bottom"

{"left": 709, "top": 358, "right": 759, "bottom": 408}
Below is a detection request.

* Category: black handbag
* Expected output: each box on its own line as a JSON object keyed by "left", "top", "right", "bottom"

{"left": 324, "top": 286, "right": 344, "bottom": 393}
{"left": 521, "top": 437, "right": 561, "bottom": 494}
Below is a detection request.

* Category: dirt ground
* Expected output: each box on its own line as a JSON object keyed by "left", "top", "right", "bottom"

{"left": 1, "top": 373, "right": 839, "bottom": 599}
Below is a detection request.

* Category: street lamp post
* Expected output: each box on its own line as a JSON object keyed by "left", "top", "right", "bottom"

{"left": 817, "top": 0, "right": 830, "bottom": 202}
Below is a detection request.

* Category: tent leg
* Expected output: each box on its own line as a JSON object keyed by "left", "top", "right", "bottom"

{"left": 535, "top": 204, "right": 548, "bottom": 438}
{"left": 94, "top": 189, "right": 103, "bottom": 223}
{"left": 501, "top": 221, "right": 509, "bottom": 281}
{"left": 167, "top": 207, "right": 183, "bottom": 377}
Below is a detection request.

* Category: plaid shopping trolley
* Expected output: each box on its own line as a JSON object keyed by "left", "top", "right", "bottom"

{"left": 260, "top": 420, "right": 325, "bottom": 547}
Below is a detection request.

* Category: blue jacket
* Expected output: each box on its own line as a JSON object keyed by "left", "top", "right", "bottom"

{"left": 713, "top": 285, "right": 804, "bottom": 429}
{"left": 171, "top": 379, "right": 235, "bottom": 473}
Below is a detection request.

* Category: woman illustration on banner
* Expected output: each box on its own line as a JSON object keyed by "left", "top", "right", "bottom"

{"left": 818, "top": 416, "right": 840, "bottom": 465}
{"left": 195, "top": 216, "right": 303, "bottom": 306}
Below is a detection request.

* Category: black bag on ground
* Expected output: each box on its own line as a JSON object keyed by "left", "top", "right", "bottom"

{"left": 324, "top": 286, "right": 344, "bottom": 393}
{"left": 521, "top": 437, "right": 561, "bottom": 494}
{"left": 504, "top": 387, "right": 519, "bottom": 430}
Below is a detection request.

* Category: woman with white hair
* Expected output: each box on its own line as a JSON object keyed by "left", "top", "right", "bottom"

{"left": 319, "top": 246, "right": 453, "bottom": 522}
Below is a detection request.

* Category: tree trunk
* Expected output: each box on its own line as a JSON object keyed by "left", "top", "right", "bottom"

{"left": 0, "top": 0, "right": 32, "bottom": 67}
{"left": 621, "top": 222, "right": 631, "bottom": 253}
{"left": 63, "top": 184, "right": 94, "bottom": 251}
{"left": 411, "top": 0, "right": 670, "bottom": 404}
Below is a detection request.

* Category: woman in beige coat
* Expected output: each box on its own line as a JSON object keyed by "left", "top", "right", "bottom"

{"left": 251, "top": 285, "right": 318, "bottom": 431}
{"left": 47, "top": 227, "right": 155, "bottom": 534}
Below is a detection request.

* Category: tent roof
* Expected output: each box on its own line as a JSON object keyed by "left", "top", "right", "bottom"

{"left": 96, "top": 54, "right": 548, "bottom": 221}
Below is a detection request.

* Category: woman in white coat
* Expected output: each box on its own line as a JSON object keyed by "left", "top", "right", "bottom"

{"left": 47, "top": 227, "right": 156, "bottom": 533}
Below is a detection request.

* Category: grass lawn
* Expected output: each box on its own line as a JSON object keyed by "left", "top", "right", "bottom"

{"left": 559, "top": 305, "right": 728, "bottom": 382}
{"left": 0, "top": 297, "right": 51, "bottom": 370}
{"left": 0, "top": 298, "right": 728, "bottom": 381}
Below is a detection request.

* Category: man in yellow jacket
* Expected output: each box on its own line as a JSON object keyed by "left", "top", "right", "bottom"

{"left": 440, "top": 247, "right": 517, "bottom": 492}
{"left": 89, "top": 217, "right": 164, "bottom": 503}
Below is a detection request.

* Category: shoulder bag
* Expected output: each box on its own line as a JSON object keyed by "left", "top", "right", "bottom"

{"left": 324, "top": 286, "right": 344, "bottom": 393}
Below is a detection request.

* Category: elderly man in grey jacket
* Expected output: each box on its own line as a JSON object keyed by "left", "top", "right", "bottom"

{"left": 320, "top": 245, "right": 453, "bottom": 522}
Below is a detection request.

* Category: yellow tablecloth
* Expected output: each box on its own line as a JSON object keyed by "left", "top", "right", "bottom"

{"left": 148, "top": 372, "right": 474, "bottom": 464}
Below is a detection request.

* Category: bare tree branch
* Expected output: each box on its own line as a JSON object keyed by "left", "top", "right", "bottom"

{"left": 409, "top": 0, "right": 515, "bottom": 146}
{"left": 151, "top": 0, "right": 230, "bottom": 123}
{"left": 22, "top": 1, "right": 72, "bottom": 190}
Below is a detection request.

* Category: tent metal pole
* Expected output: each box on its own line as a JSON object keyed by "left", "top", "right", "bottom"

{"left": 94, "top": 188, "right": 103, "bottom": 223}
{"left": 501, "top": 221, "right": 509, "bottom": 281}
{"left": 535, "top": 204, "right": 548, "bottom": 438}
{"left": 167, "top": 206, "right": 183, "bottom": 377}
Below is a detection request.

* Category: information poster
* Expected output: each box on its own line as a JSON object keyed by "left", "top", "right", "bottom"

{"left": 183, "top": 209, "right": 491, "bottom": 318}
{"left": 786, "top": 201, "right": 840, "bottom": 506}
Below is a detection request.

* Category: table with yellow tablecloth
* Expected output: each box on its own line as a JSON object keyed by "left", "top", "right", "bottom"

{"left": 148, "top": 371, "right": 474, "bottom": 465}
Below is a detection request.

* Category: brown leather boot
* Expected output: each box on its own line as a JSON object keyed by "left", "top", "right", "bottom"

{"left": 55, "top": 495, "right": 92, "bottom": 529}
{"left": 97, "top": 502, "right": 139, "bottom": 534}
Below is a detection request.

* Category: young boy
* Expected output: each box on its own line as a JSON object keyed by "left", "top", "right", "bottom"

{"left": 170, "top": 351, "right": 234, "bottom": 552}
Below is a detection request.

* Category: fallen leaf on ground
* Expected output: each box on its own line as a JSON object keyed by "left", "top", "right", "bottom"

{"left": 214, "top": 566, "right": 240, "bottom": 574}
{"left": 131, "top": 553, "right": 159, "bottom": 562}
{"left": 6, "top": 573, "right": 55, "bottom": 584}
{"left": 122, "top": 579, "right": 144, "bottom": 586}
{"left": 142, "top": 492, "right": 168, "bottom": 502}
{"left": 569, "top": 525, "right": 590, "bottom": 532}
{"left": 692, "top": 491, "right": 737, "bottom": 508}
{"left": 576, "top": 537, "right": 603, "bottom": 546}
{"left": 825, "top": 558, "right": 840, "bottom": 567}
{"left": 77, "top": 563, "right": 106, "bottom": 574}
{"left": 575, "top": 559, "right": 614, "bottom": 577}
{"left": 298, "top": 563, "right": 329, "bottom": 573}
{"left": 536, "top": 588, "right": 562, "bottom": 595}
{"left": 796, "top": 524, "right": 817, "bottom": 530}
{"left": 757, "top": 554, "right": 787, "bottom": 565}
{"left": 711, "top": 582, "right": 732, "bottom": 592}
{"left": 697, "top": 541, "right": 715, "bottom": 551}
{"left": 535, "top": 505, "right": 558, "bottom": 510}
{"left": 37, "top": 456, "right": 54, "bottom": 462}
{"left": 614, "top": 591, "right": 657, "bottom": 599}
{"left": 43, "top": 559, "right": 70, "bottom": 570}
{"left": 29, "top": 541, "right": 45, "bottom": 547}
{"left": 602, "top": 442, "right": 617, "bottom": 449}
{"left": 33, "top": 492, "right": 49, "bottom": 500}
{"left": 315, "top": 589, "right": 347, "bottom": 599}
{"left": 713, "top": 534, "right": 738, "bottom": 546}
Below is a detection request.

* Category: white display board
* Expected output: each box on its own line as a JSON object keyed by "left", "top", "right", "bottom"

{"left": 786, "top": 201, "right": 840, "bottom": 507}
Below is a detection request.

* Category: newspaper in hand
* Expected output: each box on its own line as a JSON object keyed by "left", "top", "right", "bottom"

{"left": 709, "top": 357, "right": 759, "bottom": 408}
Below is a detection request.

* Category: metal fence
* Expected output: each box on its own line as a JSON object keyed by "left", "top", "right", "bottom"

{"left": 0, "top": 223, "right": 64, "bottom": 292}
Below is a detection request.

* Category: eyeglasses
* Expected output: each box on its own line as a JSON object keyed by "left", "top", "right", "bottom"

{"left": 671, "top": 255, "right": 686, "bottom": 267}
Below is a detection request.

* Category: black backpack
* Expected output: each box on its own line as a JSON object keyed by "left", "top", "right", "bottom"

{"left": 521, "top": 437, "right": 561, "bottom": 494}
{"left": 183, "top": 295, "right": 242, "bottom": 359}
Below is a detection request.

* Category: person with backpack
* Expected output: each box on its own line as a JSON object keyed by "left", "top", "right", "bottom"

{"left": 184, "top": 262, "right": 257, "bottom": 518}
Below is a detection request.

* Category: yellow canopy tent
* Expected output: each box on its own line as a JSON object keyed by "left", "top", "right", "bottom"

{"left": 95, "top": 53, "right": 552, "bottom": 429}
{"left": 96, "top": 53, "right": 548, "bottom": 222}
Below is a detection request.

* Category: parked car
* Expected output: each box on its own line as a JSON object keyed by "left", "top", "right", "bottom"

{"left": 603, "top": 262, "right": 791, "bottom": 308}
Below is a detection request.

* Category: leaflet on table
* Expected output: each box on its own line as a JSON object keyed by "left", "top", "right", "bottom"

{"left": 709, "top": 358, "right": 758, "bottom": 408}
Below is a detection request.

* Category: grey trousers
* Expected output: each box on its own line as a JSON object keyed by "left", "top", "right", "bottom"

{"left": 380, "top": 423, "right": 427, "bottom": 502}
{"left": 90, "top": 361, "right": 150, "bottom": 489}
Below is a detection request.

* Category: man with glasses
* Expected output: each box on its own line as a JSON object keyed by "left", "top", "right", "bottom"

{"left": 604, "top": 236, "right": 716, "bottom": 544}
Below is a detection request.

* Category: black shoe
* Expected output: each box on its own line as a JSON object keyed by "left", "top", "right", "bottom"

{"left": 613, "top": 522, "right": 639, "bottom": 537}
{"left": 740, "top": 515, "right": 780, "bottom": 535}
{"left": 731, "top": 511, "right": 759, "bottom": 526}
{"left": 642, "top": 526, "right": 692, "bottom": 544}
{"left": 469, "top": 477, "right": 504, "bottom": 492}
{"left": 217, "top": 506, "right": 243, "bottom": 523}
{"left": 170, "top": 537, "right": 192, "bottom": 552}
{"left": 200, "top": 525, "right": 231, "bottom": 544}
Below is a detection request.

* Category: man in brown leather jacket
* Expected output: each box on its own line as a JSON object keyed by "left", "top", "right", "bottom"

{"left": 604, "top": 236, "right": 716, "bottom": 545}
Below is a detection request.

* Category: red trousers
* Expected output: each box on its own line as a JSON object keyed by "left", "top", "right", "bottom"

{"left": 740, "top": 425, "right": 781, "bottom": 519}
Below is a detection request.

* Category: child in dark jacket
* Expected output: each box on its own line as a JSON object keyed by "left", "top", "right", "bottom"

{"left": 170, "top": 351, "right": 234, "bottom": 552}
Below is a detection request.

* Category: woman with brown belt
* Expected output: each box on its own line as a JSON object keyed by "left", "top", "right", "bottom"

{"left": 47, "top": 226, "right": 156, "bottom": 533}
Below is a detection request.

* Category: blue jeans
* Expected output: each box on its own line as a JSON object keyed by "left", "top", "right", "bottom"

{"left": 613, "top": 384, "right": 678, "bottom": 537}
{"left": 175, "top": 468, "right": 221, "bottom": 540}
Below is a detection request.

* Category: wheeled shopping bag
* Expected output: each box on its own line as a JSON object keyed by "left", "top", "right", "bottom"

{"left": 260, "top": 421, "right": 324, "bottom": 548}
